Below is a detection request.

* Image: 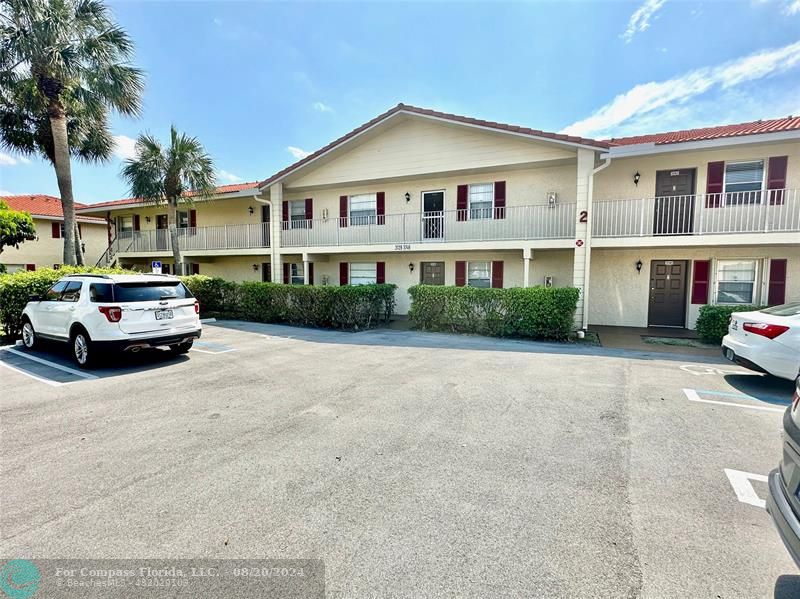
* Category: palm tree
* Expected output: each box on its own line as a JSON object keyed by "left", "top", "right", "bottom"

{"left": 0, "top": 0, "right": 144, "bottom": 265}
{"left": 120, "top": 126, "right": 216, "bottom": 274}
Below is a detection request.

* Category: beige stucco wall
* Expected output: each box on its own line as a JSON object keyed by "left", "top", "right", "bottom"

{"left": 0, "top": 218, "right": 108, "bottom": 271}
{"left": 588, "top": 245, "right": 800, "bottom": 329}
{"left": 287, "top": 116, "right": 577, "bottom": 189}
{"left": 594, "top": 141, "right": 800, "bottom": 201}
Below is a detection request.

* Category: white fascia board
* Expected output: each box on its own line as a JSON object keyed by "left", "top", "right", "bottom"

{"left": 33, "top": 215, "right": 106, "bottom": 224}
{"left": 601, "top": 130, "right": 800, "bottom": 159}
{"left": 76, "top": 189, "right": 261, "bottom": 215}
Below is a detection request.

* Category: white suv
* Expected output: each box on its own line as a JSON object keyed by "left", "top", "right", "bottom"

{"left": 20, "top": 273, "right": 202, "bottom": 368}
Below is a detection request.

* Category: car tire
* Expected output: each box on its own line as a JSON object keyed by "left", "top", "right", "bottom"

{"left": 170, "top": 340, "right": 193, "bottom": 355}
{"left": 21, "top": 318, "right": 37, "bottom": 350}
{"left": 70, "top": 328, "right": 94, "bottom": 368}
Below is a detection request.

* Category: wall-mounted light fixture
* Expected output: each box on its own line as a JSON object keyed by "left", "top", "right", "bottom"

{"left": 408, "top": 262, "right": 414, "bottom": 273}
{"left": 252, "top": 264, "right": 259, "bottom": 271}
{"left": 145, "top": 216, "right": 151, "bottom": 223}
{"left": 633, "top": 171, "right": 641, "bottom": 186}
{"left": 81, "top": 242, "right": 86, "bottom": 254}
{"left": 636, "top": 259, "right": 643, "bottom": 273}
{"left": 248, "top": 206, "right": 254, "bottom": 215}
{"left": 405, "top": 192, "right": 411, "bottom": 203}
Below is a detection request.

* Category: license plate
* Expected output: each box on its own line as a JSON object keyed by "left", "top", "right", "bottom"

{"left": 155, "top": 309, "right": 174, "bottom": 320}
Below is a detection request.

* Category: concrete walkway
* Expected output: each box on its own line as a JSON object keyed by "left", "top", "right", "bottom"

{"left": 591, "top": 325, "right": 721, "bottom": 357}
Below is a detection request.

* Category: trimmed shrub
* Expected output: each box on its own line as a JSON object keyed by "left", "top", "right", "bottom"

{"left": 695, "top": 304, "right": 764, "bottom": 344}
{"left": 408, "top": 284, "right": 580, "bottom": 340}
{"left": 181, "top": 276, "right": 396, "bottom": 331}
{"left": 0, "top": 266, "right": 132, "bottom": 338}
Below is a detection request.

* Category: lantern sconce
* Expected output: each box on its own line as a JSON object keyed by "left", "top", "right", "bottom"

{"left": 408, "top": 262, "right": 414, "bottom": 273}
{"left": 145, "top": 216, "right": 151, "bottom": 223}
{"left": 248, "top": 206, "right": 254, "bottom": 215}
{"left": 635, "top": 259, "right": 643, "bottom": 273}
{"left": 252, "top": 264, "right": 259, "bottom": 271}
{"left": 405, "top": 192, "right": 411, "bottom": 203}
{"left": 633, "top": 171, "right": 641, "bottom": 186}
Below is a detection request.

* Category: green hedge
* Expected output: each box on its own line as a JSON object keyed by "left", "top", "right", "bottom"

{"left": 181, "top": 275, "right": 396, "bottom": 330}
{"left": 0, "top": 266, "right": 132, "bottom": 338}
{"left": 407, "top": 284, "right": 580, "bottom": 340}
{"left": 695, "top": 304, "right": 764, "bottom": 344}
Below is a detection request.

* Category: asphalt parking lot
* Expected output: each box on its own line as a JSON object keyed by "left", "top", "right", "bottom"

{"left": 1, "top": 321, "right": 798, "bottom": 598}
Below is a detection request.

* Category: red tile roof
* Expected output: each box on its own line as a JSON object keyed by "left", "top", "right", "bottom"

{"left": 80, "top": 181, "right": 260, "bottom": 210}
{"left": 258, "top": 103, "right": 610, "bottom": 188}
{"left": 605, "top": 116, "right": 800, "bottom": 147}
{"left": 1, "top": 194, "right": 105, "bottom": 222}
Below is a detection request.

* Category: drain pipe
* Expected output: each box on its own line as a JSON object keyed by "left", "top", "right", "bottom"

{"left": 581, "top": 157, "right": 612, "bottom": 331}
{"left": 249, "top": 191, "right": 275, "bottom": 280}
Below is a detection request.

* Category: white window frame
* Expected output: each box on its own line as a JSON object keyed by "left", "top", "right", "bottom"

{"left": 288, "top": 200, "right": 308, "bottom": 229}
{"left": 468, "top": 183, "right": 494, "bottom": 220}
{"left": 349, "top": 193, "right": 377, "bottom": 226}
{"left": 177, "top": 210, "right": 190, "bottom": 229}
{"left": 349, "top": 262, "right": 377, "bottom": 285}
{"left": 713, "top": 258, "right": 760, "bottom": 305}
{"left": 289, "top": 262, "right": 304, "bottom": 285}
{"left": 467, "top": 260, "right": 492, "bottom": 288}
{"left": 722, "top": 160, "right": 766, "bottom": 206}
{"left": 117, "top": 216, "right": 133, "bottom": 234}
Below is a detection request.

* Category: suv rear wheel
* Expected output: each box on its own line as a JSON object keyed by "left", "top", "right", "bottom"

{"left": 21, "top": 318, "right": 37, "bottom": 350}
{"left": 71, "top": 328, "right": 94, "bottom": 368}
{"left": 170, "top": 340, "right": 193, "bottom": 355}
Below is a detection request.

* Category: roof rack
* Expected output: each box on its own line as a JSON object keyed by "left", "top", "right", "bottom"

{"left": 63, "top": 273, "right": 113, "bottom": 279}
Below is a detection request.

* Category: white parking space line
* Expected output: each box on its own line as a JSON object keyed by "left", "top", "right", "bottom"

{"left": 725, "top": 468, "right": 768, "bottom": 509}
{"left": 679, "top": 364, "right": 760, "bottom": 377}
{"left": 2, "top": 347, "right": 98, "bottom": 380}
{"left": 0, "top": 359, "right": 66, "bottom": 387}
{"left": 682, "top": 388, "right": 786, "bottom": 413}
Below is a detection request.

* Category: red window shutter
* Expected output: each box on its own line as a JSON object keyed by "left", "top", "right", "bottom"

{"left": 51, "top": 222, "right": 61, "bottom": 238}
{"left": 282, "top": 201, "right": 289, "bottom": 225}
{"left": 25, "top": 264, "right": 36, "bottom": 271}
{"left": 376, "top": 191, "right": 385, "bottom": 225}
{"left": 494, "top": 181, "right": 506, "bottom": 219}
{"left": 491, "top": 261, "right": 504, "bottom": 288}
{"left": 305, "top": 198, "right": 313, "bottom": 230}
{"left": 191, "top": 263, "right": 200, "bottom": 275}
{"left": 283, "top": 262, "right": 289, "bottom": 284}
{"left": 691, "top": 260, "right": 711, "bottom": 304}
{"left": 308, "top": 262, "right": 314, "bottom": 285}
{"left": 162, "top": 263, "right": 170, "bottom": 275}
{"left": 705, "top": 162, "right": 724, "bottom": 208}
{"left": 339, "top": 196, "right": 348, "bottom": 228}
{"left": 376, "top": 261, "right": 385, "bottom": 284}
{"left": 767, "top": 156, "right": 788, "bottom": 205}
{"left": 189, "top": 209, "right": 197, "bottom": 228}
{"left": 339, "top": 262, "right": 348, "bottom": 285}
{"left": 768, "top": 259, "right": 787, "bottom": 306}
{"left": 133, "top": 214, "right": 141, "bottom": 231}
{"left": 455, "top": 261, "right": 466, "bottom": 286}
{"left": 457, "top": 185, "right": 468, "bottom": 221}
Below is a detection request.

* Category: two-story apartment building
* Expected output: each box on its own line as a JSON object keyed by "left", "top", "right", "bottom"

{"left": 1, "top": 194, "right": 108, "bottom": 272}
{"left": 78, "top": 104, "right": 800, "bottom": 331}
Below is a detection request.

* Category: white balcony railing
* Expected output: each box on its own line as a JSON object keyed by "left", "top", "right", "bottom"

{"left": 593, "top": 189, "right": 800, "bottom": 237}
{"left": 280, "top": 203, "right": 577, "bottom": 247}
{"left": 113, "top": 222, "right": 270, "bottom": 253}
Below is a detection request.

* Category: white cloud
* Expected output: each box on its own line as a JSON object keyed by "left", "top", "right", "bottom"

{"left": 786, "top": 0, "right": 800, "bottom": 14}
{"left": 213, "top": 17, "right": 223, "bottom": 26}
{"left": 561, "top": 40, "right": 800, "bottom": 138}
{"left": 0, "top": 189, "right": 16, "bottom": 196}
{"left": 113, "top": 135, "right": 138, "bottom": 160}
{"left": 313, "top": 101, "right": 333, "bottom": 113}
{"left": 217, "top": 169, "right": 242, "bottom": 183}
{"left": 0, "top": 152, "right": 31, "bottom": 166}
{"left": 621, "top": 0, "right": 667, "bottom": 43}
{"left": 287, "top": 146, "right": 312, "bottom": 159}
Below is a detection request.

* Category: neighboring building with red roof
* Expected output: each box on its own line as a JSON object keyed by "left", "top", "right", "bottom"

{"left": 1, "top": 194, "right": 108, "bottom": 273}
{"left": 76, "top": 104, "right": 800, "bottom": 330}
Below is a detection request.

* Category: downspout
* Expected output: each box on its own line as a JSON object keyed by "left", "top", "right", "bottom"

{"left": 250, "top": 191, "right": 274, "bottom": 279}
{"left": 582, "top": 156, "right": 612, "bottom": 331}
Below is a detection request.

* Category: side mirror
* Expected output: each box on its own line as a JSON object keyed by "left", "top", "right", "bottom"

{"left": 28, "top": 294, "right": 40, "bottom": 302}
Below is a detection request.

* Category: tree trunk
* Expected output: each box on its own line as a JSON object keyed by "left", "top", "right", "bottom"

{"left": 47, "top": 103, "right": 77, "bottom": 266}
{"left": 74, "top": 222, "right": 84, "bottom": 266}
{"left": 168, "top": 199, "right": 183, "bottom": 274}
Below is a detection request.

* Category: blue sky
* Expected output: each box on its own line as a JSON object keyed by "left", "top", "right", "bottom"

{"left": 1, "top": 0, "right": 799, "bottom": 204}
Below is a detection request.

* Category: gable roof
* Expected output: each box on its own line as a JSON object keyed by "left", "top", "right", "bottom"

{"left": 78, "top": 181, "right": 260, "bottom": 211}
{"left": 605, "top": 115, "right": 800, "bottom": 147}
{"left": 258, "top": 103, "right": 610, "bottom": 189}
{"left": 1, "top": 194, "right": 105, "bottom": 223}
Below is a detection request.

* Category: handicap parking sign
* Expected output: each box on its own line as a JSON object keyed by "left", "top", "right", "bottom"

{"left": 151, "top": 260, "right": 162, "bottom": 274}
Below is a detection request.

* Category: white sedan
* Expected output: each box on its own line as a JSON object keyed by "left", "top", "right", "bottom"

{"left": 722, "top": 303, "right": 800, "bottom": 381}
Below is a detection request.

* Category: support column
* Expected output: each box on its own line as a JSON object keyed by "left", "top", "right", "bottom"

{"left": 573, "top": 149, "right": 595, "bottom": 330}
{"left": 303, "top": 253, "right": 310, "bottom": 285}
{"left": 523, "top": 247, "right": 532, "bottom": 288}
{"left": 269, "top": 183, "right": 283, "bottom": 283}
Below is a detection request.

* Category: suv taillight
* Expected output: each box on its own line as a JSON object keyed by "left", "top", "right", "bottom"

{"left": 194, "top": 301, "right": 200, "bottom": 314}
{"left": 742, "top": 322, "right": 789, "bottom": 339}
{"left": 98, "top": 306, "right": 122, "bottom": 322}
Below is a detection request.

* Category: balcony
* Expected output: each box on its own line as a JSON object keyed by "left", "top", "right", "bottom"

{"left": 280, "top": 203, "right": 577, "bottom": 248}
{"left": 113, "top": 223, "right": 270, "bottom": 254}
{"left": 593, "top": 189, "right": 800, "bottom": 238}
